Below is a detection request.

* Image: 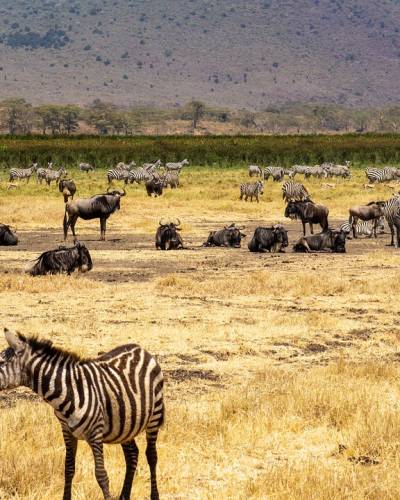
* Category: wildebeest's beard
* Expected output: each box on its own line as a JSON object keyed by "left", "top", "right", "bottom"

{"left": 78, "top": 246, "right": 93, "bottom": 272}
{"left": 0, "top": 225, "right": 18, "bottom": 246}
{"left": 333, "top": 233, "right": 346, "bottom": 253}
{"left": 284, "top": 203, "right": 299, "bottom": 220}
{"left": 228, "top": 229, "right": 242, "bottom": 247}
{"left": 277, "top": 229, "right": 289, "bottom": 247}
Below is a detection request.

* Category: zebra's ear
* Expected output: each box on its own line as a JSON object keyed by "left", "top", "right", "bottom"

{"left": 4, "top": 328, "right": 25, "bottom": 354}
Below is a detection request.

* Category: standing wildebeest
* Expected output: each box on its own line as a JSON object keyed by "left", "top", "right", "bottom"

{"left": 0, "top": 328, "right": 164, "bottom": 500}
{"left": 146, "top": 177, "right": 164, "bottom": 197}
{"left": 29, "top": 241, "right": 93, "bottom": 276}
{"left": 240, "top": 180, "right": 264, "bottom": 202}
{"left": 155, "top": 219, "right": 184, "bottom": 250}
{"left": 293, "top": 229, "right": 347, "bottom": 253}
{"left": 248, "top": 225, "right": 288, "bottom": 253}
{"left": 348, "top": 202, "right": 384, "bottom": 238}
{"left": 79, "top": 162, "right": 94, "bottom": 173}
{"left": 203, "top": 223, "right": 246, "bottom": 248}
{"left": 59, "top": 179, "right": 77, "bottom": 203}
{"left": 0, "top": 224, "right": 18, "bottom": 246}
{"left": 285, "top": 200, "right": 329, "bottom": 235}
{"left": 63, "top": 189, "right": 126, "bottom": 241}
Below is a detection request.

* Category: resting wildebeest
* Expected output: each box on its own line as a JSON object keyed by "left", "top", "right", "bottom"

{"left": 285, "top": 200, "right": 329, "bottom": 235}
{"left": 348, "top": 202, "right": 384, "bottom": 238}
{"left": 58, "top": 179, "right": 77, "bottom": 203}
{"left": 146, "top": 177, "right": 164, "bottom": 197}
{"left": 293, "top": 229, "right": 347, "bottom": 253}
{"left": 203, "top": 223, "right": 246, "bottom": 248}
{"left": 248, "top": 225, "right": 288, "bottom": 253}
{"left": 29, "top": 241, "right": 93, "bottom": 276}
{"left": 63, "top": 189, "right": 125, "bottom": 241}
{"left": 0, "top": 224, "right": 18, "bottom": 246}
{"left": 155, "top": 219, "right": 184, "bottom": 250}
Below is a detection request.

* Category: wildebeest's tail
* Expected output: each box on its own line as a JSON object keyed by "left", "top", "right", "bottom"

{"left": 348, "top": 213, "right": 353, "bottom": 225}
{"left": 63, "top": 204, "right": 69, "bottom": 240}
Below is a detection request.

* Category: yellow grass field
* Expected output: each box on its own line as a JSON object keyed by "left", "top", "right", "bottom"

{"left": 1, "top": 167, "right": 400, "bottom": 499}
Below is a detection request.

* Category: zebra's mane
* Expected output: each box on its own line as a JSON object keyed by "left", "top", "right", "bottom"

{"left": 19, "top": 333, "right": 84, "bottom": 361}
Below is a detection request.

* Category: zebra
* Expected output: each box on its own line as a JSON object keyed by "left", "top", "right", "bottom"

{"left": 239, "top": 180, "right": 264, "bottom": 202}
{"left": 45, "top": 166, "right": 66, "bottom": 185}
{"left": 365, "top": 167, "right": 400, "bottom": 183}
{"left": 125, "top": 167, "right": 153, "bottom": 184}
{"left": 282, "top": 180, "right": 310, "bottom": 203}
{"left": 9, "top": 163, "right": 38, "bottom": 183}
{"left": 289, "top": 165, "right": 311, "bottom": 178}
{"left": 339, "top": 218, "right": 385, "bottom": 238}
{"left": 263, "top": 166, "right": 284, "bottom": 182}
{"left": 248, "top": 165, "right": 262, "bottom": 177}
{"left": 162, "top": 170, "right": 180, "bottom": 188}
{"left": 79, "top": 162, "right": 94, "bottom": 173}
{"left": 0, "top": 328, "right": 164, "bottom": 500}
{"left": 381, "top": 196, "right": 400, "bottom": 246}
{"left": 107, "top": 167, "right": 132, "bottom": 184}
{"left": 116, "top": 161, "right": 136, "bottom": 171}
{"left": 142, "top": 160, "right": 162, "bottom": 173}
{"left": 165, "top": 159, "right": 188, "bottom": 172}
{"left": 304, "top": 165, "right": 327, "bottom": 178}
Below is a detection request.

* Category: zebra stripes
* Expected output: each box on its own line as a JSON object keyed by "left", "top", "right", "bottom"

{"left": 263, "top": 166, "right": 284, "bottom": 182}
{"left": 365, "top": 167, "right": 400, "bottom": 183}
{"left": 162, "top": 171, "right": 180, "bottom": 188}
{"left": 381, "top": 196, "right": 400, "bottom": 246}
{"left": 107, "top": 167, "right": 131, "bottom": 184}
{"left": 44, "top": 166, "right": 66, "bottom": 185}
{"left": 126, "top": 167, "right": 153, "bottom": 184}
{"left": 282, "top": 180, "right": 310, "bottom": 202}
{"left": 0, "top": 329, "right": 164, "bottom": 500}
{"left": 339, "top": 218, "right": 385, "bottom": 238}
{"left": 240, "top": 180, "right": 264, "bottom": 202}
{"left": 9, "top": 163, "right": 37, "bottom": 183}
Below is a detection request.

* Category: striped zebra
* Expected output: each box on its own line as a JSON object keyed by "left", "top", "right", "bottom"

{"left": 9, "top": 163, "right": 38, "bottom": 183}
{"left": 125, "top": 167, "right": 153, "bottom": 185}
{"left": 45, "top": 166, "right": 66, "bottom": 185}
{"left": 165, "top": 159, "right": 188, "bottom": 172}
{"left": 263, "top": 166, "right": 284, "bottom": 182}
{"left": 381, "top": 196, "right": 400, "bottom": 246}
{"left": 107, "top": 167, "right": 131, "bottom": 184}
{"left": 239, "top": 180, "right": 264, "bottom": 202}
{"left": 339, "top": 218, "right": 385, "bottom": 238}
{"left": 365, "top": 167, "right": 400, "bottom": 183}
{"left": 282, "top": 180, "right": 310, "bottom": 202}
{"left": 248, "top": 165, "right": 262, "bottom": 177}
{"left": 162, "top": 170, "right": 180, "bottom": 188}
{"left": 79, "top": 162, "right": 94, "bottom": 173}
{"left": 0, "top": 328, "right": 164, "bottom": 500}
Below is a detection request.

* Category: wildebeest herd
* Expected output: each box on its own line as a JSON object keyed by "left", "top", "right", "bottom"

{"left": 3, "top": 160, "right": 400, "bottom": 278}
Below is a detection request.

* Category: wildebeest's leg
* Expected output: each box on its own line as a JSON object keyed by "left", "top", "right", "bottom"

{"left": 387, "top": 220, "right": 394, "bottom": 246}
{"left": 302, "top": 220, "right": 306, "bottom": 236}
{"left": 373, "top": 217, "right": 378, "bottom": 238}
{"left": 100, "top": 218, "right": 107, "bottom": 241}
{"left": 119, "top": 441, "right": 139, "bottom": 500}
{"left": 61, "top": 423, "right": 78, "bottom": 500}
{"left": 352, "top": 216, "right": 358, "bottom": 238}
{"left": 256, "top": 194, "right": 259, "bottom": 203}
{"left": 146, "top": 431, "right": 160, "bottom": 500}
{"left": 69, "top": 215, "right": 79, "bottom": 242}
{"left": 310, "top": 223, "right": 314, "bottom": 235}
{"left": 88, "top": 437, "right": 111, "bottom": 500}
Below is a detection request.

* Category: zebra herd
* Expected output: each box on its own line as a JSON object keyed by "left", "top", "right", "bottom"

{"left": 249, "top": 161, "right": 351, "bottom": 180}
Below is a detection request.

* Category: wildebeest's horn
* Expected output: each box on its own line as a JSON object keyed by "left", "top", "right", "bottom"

{"left": 159, "top": 217, "right": 168, "bottom": 226}
{"left": 107, "top": 187, "right": 113, "bottom": 193}
{"left": 174, "top": 218, "right": 181, "bottom": 226}
{"left": 119, "top": 188, "right": 126, "bottom": 197}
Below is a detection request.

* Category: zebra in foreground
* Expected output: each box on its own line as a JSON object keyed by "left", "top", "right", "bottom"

{"left": 339, "top": 218, "right": 385, "bottom": 238}
{"left": 0, "top": 328, "right": 164, "bottom": 500}
{"left": 9, "top": 163, "right": 38, "bottom": 183}
{"left": 282, "top": 180, "right": 310, "bottom": 203}
{"left": 107, "top": 167, "right": 131, "bottom": 184}
{"left": 263, "top": 166, "right": 284, "bottom": 182}
{"left": 240, "top": 180, "right": 264, "bottom": 202}
{"left": 365, "top": 167, "right": 400, "bottom": 183}
{"left": 381, "top": 196, "right": 400, "bottom": 246}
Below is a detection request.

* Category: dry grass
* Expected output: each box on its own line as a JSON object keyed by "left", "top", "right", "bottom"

{"left": 1, "top": 166, "right": 400, "bottom": 499}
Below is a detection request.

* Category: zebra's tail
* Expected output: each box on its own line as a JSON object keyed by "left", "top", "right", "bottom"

{"left": 63, "top": 205, "right": 69, "bottom": 240}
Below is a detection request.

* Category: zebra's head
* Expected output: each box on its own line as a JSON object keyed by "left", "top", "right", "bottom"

{"left": 0, "top": 329, "right": 29, "bottom": 390}
{"left": 257, "top": 181, "right": 264, "bottom": 194}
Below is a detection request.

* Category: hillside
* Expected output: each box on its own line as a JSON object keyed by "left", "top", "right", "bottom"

{"left": 0, "top": 0, "right": 400, "bottom": 109}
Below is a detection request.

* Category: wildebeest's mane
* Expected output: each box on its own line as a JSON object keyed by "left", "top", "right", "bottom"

{"left": 18, "top": 333, "right": 85, "bottom": 361}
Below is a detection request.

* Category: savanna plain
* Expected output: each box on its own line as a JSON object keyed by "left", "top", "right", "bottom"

{"left": 1, "top": 165, "right": 400, "bottom": 499}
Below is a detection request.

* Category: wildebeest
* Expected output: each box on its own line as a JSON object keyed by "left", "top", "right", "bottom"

{"left": 155, "top": 219, "right": 184, "bottom": 250}
{"left": 293, "top": 229, "right": 347, "bottom": 253}
{"left": 146, "top": 176, "right": 164, "bottom": 197}
{"left": 63, "top": 189, "right": 125, "bottom": 241}
{"left": 0, "top": 224, "right": 18, "bottom": 246}
{"left": 203, "top": 223, "right": 246, "bottom": 248}
{"left": 348, "top": 202, "right": 384, "bottom": 238}
{"left": 29, "top": 241, "right": 93, "bottom": 276}
{"left": 285, "top": 200, "right": 329, "bottom": 235}
{"left": 58, "top": 179, "right": 77, "bottom": 203}
{"left": 248, "top": 225, "right": 288, "bottom": 253}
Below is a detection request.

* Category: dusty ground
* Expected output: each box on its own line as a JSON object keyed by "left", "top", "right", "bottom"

{"left": 1, "top": 168, "right": 400, "bottom": 499}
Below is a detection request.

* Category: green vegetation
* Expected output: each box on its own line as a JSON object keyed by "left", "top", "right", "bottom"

{"left": 1, "top": 134, "right": 400, "bottom": 168}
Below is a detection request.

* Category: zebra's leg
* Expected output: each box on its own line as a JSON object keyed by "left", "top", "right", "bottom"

{"left": 61, "top": 425, "right": 78, "bottom": 500}
{"left": 146, "top": 431, "right": 160, "bottom": 500}
{"left": 119, "top": 441, "right": 139, "bottom": 500}
{"left": 88, "top": 438, "right": 111, "bottom": 500}
{"left": 388, "top": 221, "right": 394, "bottom": 246}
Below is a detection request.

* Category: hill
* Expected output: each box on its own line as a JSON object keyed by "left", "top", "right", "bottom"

{"left": 0, "top": 0, "right": 400, "bottom": 109}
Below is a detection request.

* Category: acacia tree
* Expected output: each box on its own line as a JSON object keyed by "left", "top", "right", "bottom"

{"left": 190, "top": 100, "right": 205, "bottom": 129}
{"left": 0, "top": 98, "right": 34, "bottom": 134}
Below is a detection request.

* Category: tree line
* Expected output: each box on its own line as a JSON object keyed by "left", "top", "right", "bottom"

{"left": 1, "top": 97, "right": 400, "bottom": 135}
